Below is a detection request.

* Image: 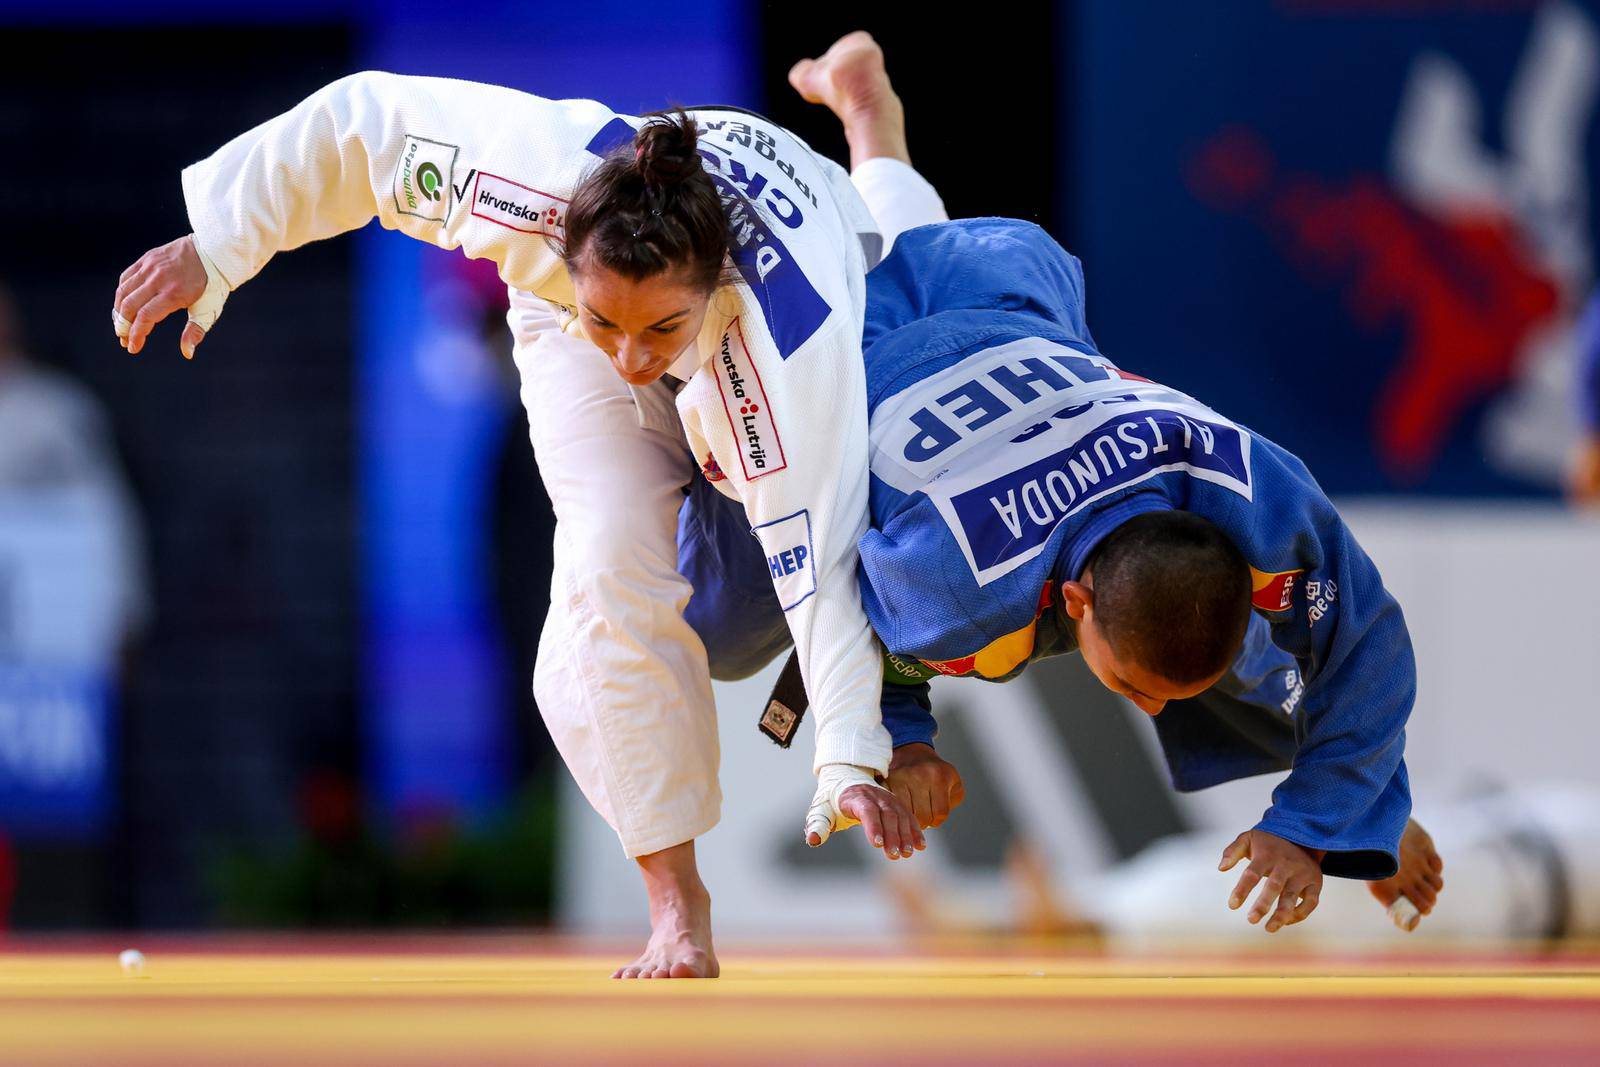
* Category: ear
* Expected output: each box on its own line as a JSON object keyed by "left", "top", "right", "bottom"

{"left": 1059, "top": 579, "right": 1093, "bottom": 621}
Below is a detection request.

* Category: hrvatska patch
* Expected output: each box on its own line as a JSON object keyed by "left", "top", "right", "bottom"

{"left": 713, "top": 318, "right": 786, "bottom": 480}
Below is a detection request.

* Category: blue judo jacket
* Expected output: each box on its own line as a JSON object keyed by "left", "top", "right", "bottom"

{"left": 855, "top": 219, "right": 1416, "bottom": 879}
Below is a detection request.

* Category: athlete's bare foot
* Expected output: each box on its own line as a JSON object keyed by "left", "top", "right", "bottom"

{"left": 613, "top": 840, "right": 720, "bottom": 979}
{"left": 1368, "top": 818, "right": 1445, "bottom": 919}
{"left": 788, "top": 31, "right": 910, "bottom": 169}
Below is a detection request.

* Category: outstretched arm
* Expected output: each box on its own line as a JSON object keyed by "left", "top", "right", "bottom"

{"left": 1221, "top": 440, "right": 1416, "bottom": 884}
{"left": 113, "top": 71, "right": 613, "bottom": 358}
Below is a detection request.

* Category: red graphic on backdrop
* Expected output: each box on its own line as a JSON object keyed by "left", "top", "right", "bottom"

{"left": 1189, "top": 127, "right": 1561, "bottom": 485}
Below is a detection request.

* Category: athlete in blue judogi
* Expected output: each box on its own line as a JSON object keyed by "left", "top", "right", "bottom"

{"left": 682, "top": 214, "right": 1423, "bottom": 933}
{"left": 669, "top": 34, "right": 1439, "bottom": 934}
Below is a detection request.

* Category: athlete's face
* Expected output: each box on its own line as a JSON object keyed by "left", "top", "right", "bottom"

{"left": 571, "top": 263, "right": 712, "bottom": 386}
{"left": 1059, "top": 574, "right": 1225, "bottom": 716}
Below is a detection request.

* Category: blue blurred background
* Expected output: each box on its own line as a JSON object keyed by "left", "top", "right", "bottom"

{"left": 0, "top": 0, "right": 1595, "bottom": 932}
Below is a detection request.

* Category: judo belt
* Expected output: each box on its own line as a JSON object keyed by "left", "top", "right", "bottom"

{"left": 759, "top": 650, "right": 808, "bottom": 748}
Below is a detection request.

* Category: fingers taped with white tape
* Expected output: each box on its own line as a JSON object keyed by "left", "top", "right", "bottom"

{"left": 803, "top": 763, "right": 879, "bottom": 846}
{"left": 187, "top": 241, "right": 231, "bottom": 335}
{"left": 1388, "top": 895, "right": 1421, "bottom": 932}
{"left": 112, "top": 310, "right": 133, "bottom": 339}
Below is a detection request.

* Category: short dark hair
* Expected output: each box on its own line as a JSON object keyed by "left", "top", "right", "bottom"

{"left": 1083, "top": 510, "right": 1252, "bottom": 686}
{"left": 562, "top": 110, "right": 731, "bottom": 293}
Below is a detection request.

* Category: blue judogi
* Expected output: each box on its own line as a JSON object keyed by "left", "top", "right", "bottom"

{"left": 682, "top": 218, "right": 1415, "bottom": 880}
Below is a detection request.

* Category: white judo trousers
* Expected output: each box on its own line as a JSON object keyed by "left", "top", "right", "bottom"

{"left": 518, "top": 157, "right": 949, "bottom": 857}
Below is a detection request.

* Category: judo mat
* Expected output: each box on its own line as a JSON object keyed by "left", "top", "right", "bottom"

{"left": 1, "top": 935, "right": 1596, "bottom": 1065}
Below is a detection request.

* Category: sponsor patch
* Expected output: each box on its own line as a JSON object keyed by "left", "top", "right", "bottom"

{"left": 393, "top": 134, "right": 459, "bottom": 223}
{"left": 1281, "top": 669, "right": 1305, "bottom": 715}
{"left": 751, "top": 509, "right": 815, "bottom": 612}
{"left": 471, "top": 171, "right": 568, "bottom": 239}
{"left": 883, "top": 651, "right": 939, "bottom": 685}
{"left": 1305, "top": 577, "right": 1338, "bottom": 627}
{"left": 1250, "top": 567, "right": 1304, "bottom": 613}
{"left": 713, "top": 319, "right": 786, "bottom": 479}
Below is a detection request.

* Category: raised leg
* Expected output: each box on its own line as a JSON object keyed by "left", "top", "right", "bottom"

{"left": 789, "top": 31, "right": 949, "bottom": 250}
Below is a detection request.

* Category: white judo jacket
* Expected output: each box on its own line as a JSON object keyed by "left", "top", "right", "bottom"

{"left": 180, "top": 72, "right": 893, "bottom": 778}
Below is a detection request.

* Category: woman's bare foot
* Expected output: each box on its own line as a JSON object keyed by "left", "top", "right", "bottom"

{"left": 612, "top": 840, "right": 720, "bottom": 979}
{"left": 787, "top": 31, "right": 910, "bottom": 169}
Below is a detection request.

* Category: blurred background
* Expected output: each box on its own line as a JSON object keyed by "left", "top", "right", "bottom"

{"left": 0, "top": 0, "right": 1596, "bottom": 941}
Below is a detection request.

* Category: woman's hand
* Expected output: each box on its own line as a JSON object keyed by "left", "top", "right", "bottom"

{"left": 113, "top": 235, "right": 210, "bottom": 358}
{"left": 805, "top": 764, "right": 927, "bottom": 859}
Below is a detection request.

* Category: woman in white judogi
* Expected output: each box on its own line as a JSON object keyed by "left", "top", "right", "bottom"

{"left": 111, "top": 33, "right": 946, "bottom": 978}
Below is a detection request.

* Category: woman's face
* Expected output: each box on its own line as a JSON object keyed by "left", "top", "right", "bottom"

{"left": 571, "top": 262, "right": 713, "bottom": 386}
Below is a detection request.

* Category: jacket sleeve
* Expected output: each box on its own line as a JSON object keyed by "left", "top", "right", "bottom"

{"left": 181, "top": 71, "right": 608, "bottom": 292}
{"left": 721, "top": 316, "right": 894, "bottom": 776}
{"left": 881, "top": 679, "right": 937, "bottom": 748}
{"left": 1222, "top": 449, "right": 1415, "bottom": 880}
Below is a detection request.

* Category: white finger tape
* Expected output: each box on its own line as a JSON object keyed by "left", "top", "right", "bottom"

{"left": 803, "top": 764, "right": 880, "bottom": 846}
{"left": 112, "top": 310, "right": 133, "bottom": 339}
{"left": 1388, "top": 896, "right": 1421, "bottom": 932}
{"left": 186, "top": 239, "right": 232, "bottom": 334}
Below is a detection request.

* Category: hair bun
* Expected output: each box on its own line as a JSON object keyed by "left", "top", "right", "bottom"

{"left": 633, "top": 111, "right": 703, "bottom": 189}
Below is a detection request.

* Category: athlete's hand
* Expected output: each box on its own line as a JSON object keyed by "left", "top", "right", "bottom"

{"left": 1368, "top": 818, "right": 1444, "bottom": 921}
{"left": 1219, "top": 828, "right": 1324, "bottom": 933}
{"left": 839, "top": 783, "right": 926, "bottom": 860}
{"left": 886, "top": 743, "right": 965, "bottom": 830}
{"left": 1568, "top": 435, "right": 1600, "bottom": 507}
{"left": 113, "top": 235, "right": 210, "bottom": 358}
{"left": 805, "top": 764, "right": 925, "bottom": 860}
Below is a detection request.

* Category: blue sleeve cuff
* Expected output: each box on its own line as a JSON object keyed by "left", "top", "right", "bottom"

{"left": 881, "top": 682, "right": 936, "bottom": 748}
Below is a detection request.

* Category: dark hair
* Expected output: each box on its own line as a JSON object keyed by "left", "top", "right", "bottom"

{"left": 562, "top": 110, "right": 731, "bottom": 293}
{"left": 1083, "top": 510, "right": 1252, "bottom": 686}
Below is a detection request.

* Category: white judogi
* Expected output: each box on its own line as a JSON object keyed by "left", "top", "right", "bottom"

{"left": 179, "top": 71, "right": 946, "bottom": 855}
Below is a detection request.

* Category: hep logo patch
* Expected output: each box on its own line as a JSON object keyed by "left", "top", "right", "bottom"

{"left": 751, "top": 508, "right": 815, "bottom": 611}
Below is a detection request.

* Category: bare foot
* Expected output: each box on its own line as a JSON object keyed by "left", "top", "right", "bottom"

{"left": 787, "top": 31, "right": 910, "bottom": 169}
{"left": 1368, "top": 818, "right": 1445, "bottom": 918}
{"left": 613, "top": 840, "right": 720, "bottom": 979}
